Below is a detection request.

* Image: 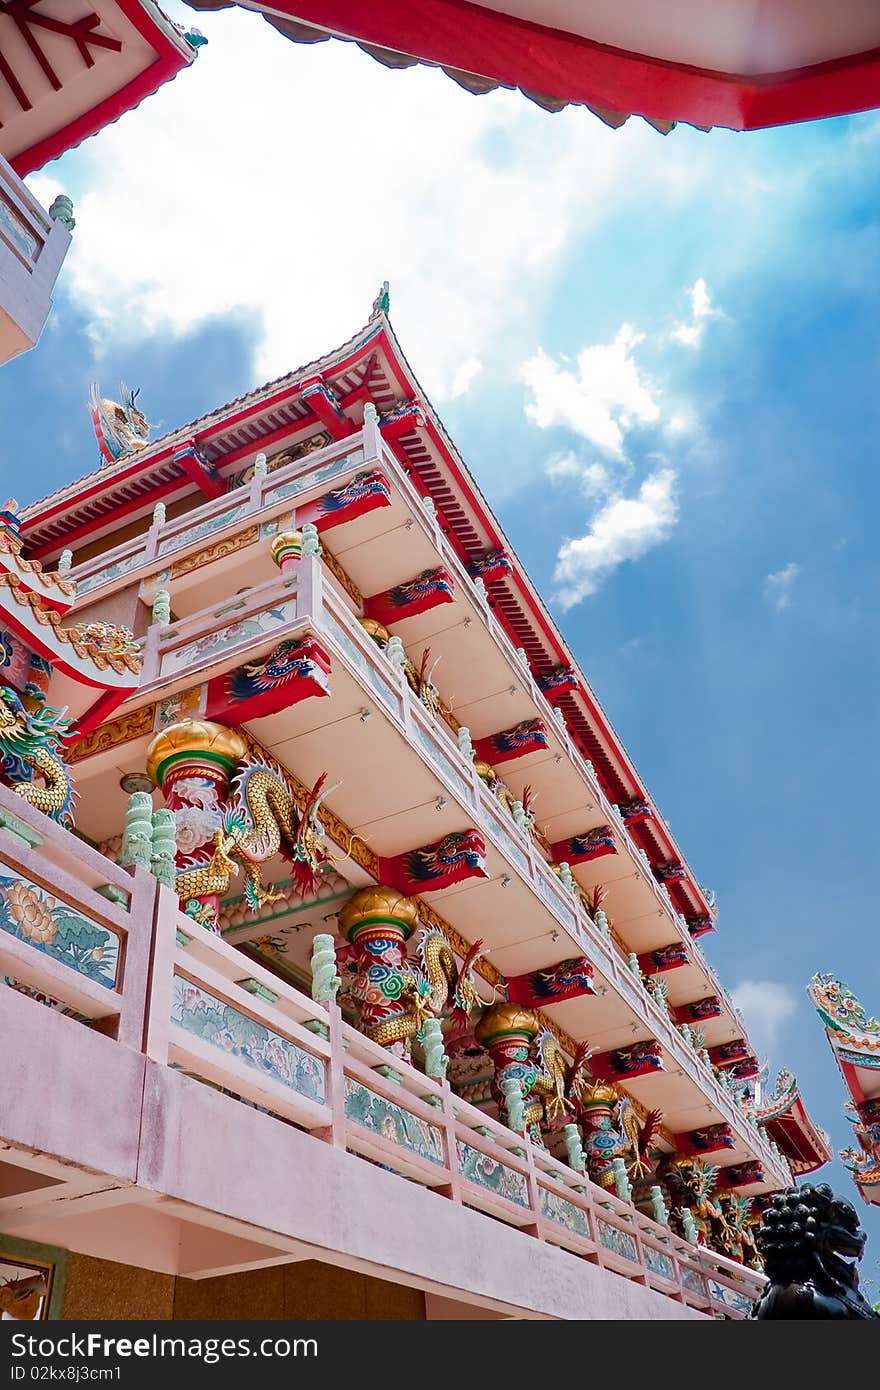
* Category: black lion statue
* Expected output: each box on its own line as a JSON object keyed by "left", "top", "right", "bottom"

{"left": 751, "top": 1183, "right": 878, "bottom": 1318}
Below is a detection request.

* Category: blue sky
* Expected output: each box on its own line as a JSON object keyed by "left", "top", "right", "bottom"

{"left": 4, "top": 5, "right": 879, "bottom": 1263}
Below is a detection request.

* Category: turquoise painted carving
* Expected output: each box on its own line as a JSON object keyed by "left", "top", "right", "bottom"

{"left": 343, "top": 1077, "right": 445, "bottom": 1165}
{"left": 644, "top": 1245, "right": 676, "bottom": 1281}
{"left": 540, "top": 1188, "right": 590, "bottom": 1239}
{"left": 457, "top": 1142, "right": 528, "bottom": 1206}
{"left": 171, "top": 976, "right": 326, "bottom": 1104}
{"left": 597, "top": 1220, "right": 638, "bottom": 1262}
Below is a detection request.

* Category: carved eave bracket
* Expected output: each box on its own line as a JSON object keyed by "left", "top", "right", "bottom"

{"left": 637, "top": 942, "right": 689, "bottom": 974}
{"left": 379, "top": 830, "right": 488, "bottom": 895}
{"left": 676, "top": 1123, "right": 736, "bottom": 1156}
{"left": 365, "top": 566, "right": 455, "bottom": 628}
{"left": 205, "top": 635, "right": 332, "bottom": 725}
{"left": 474, "top": 717, "right": 548, "bottom": 766}
{"left": 550, "top": 825, "right": 617, "bottom": 866}
{"left": 672, "top": 996, "right": 722, "bottom": 1025}
{"left": 506, "top": 956, "right": 594, "bottom": 1008}
{"left": 537, "top": 664, "right": 579, "bottom": 704}
{"left": 590, "top": 1040, "right": 665, "bottom": 1080}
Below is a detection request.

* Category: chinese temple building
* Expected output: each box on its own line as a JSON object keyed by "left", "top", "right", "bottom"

{"left": 809, "top": 974, "right": 880, "bottom": 1209}
{"left": 0, "top": 302, "right": 830, "bottom": 1321}
{"left": 0, "top": 2, "right": 201, "bottom": 366}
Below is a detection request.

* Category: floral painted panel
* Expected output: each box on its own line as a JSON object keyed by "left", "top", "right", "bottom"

{"left": 707, "top": 1279, "right": 755, "bottom": 1315}
{"left": 540, "top": 1188, "right": 591, "bottom": 1239}
{"left": 681, "top": 1266, "right": 707, "bottom": 1295}
{"left": 0, "top": 871, "right": 120, "bottom": 989}
{"left": 170, "top": 975, "right": 326, "bottom": 1105}
{"left": 597, "top": 1220, "right": 639, "bottom": 1263}
{"left": 343, "top": 1077, "right": 445, "bottom": 1165}
{"left": 321, "top": 610, "right": 396, "bottom": 707}
{"left": 643, "top": 1245, "right": 676, "bottom": 1281}
{"left": 160, "top": 600, "right": 297, "bottom": 677}
{"left": 264, "top": 450, "right": 365, "bottom": 505}
{"left": 158, "top": 504, "right": 249, "bottom": 557}
{"left": 457, "top": 1141, "right": 529, "bottom": 1207}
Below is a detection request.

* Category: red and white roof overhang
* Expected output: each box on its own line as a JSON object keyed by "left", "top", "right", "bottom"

{"left": 0, "top": 0, "right": 196, "bottom": 176}
{"left": 184, "top": 0, "right": 880, "bottom": 131}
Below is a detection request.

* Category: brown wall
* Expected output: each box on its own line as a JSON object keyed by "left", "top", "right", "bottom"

{"left": 60, "top": 1255, "right": 425, "bottom": 1321}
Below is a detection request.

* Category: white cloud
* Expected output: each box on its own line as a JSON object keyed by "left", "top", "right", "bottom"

{"left": 546, "top": 454, "right": 615, "bottom": 497}
{"left": 764, "top": 562, "right": 800, "bottom": 611}
{"left": 552, "top": 466, "right": 678, "bottom": 608}
{"left": 520, "top": 325, "right": 660, "bottom": 456}
{"left": 669, "top": 277, "right": 721, "bottom": 349}
{"left": 449, "top": 356, "right": 483, "bottom": 398}
{"left": 27, "top": 4, "right": 697, "bottom": 406}
{"left": 730, "top": 979, "right": 797, "bottom": 1055}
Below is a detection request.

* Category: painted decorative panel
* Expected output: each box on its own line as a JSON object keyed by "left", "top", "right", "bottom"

{"left": 457, "top": 1141, "right": 529, "bottom": 1207}
{"left": 0, "top": 192, "right": 39, "bottom": 260}
{"left": 343, "top": 1076, "right": 445, "bottom": 1165}
{"left": 160, "top": 599, "right": 297, "bottom": 677}
{"left": 321, "top": 610, "right": 396, "bottom": 707}
{"left": 533, "top": 869, "right": 576, "bottom": 927}
{"left": 643, "top": 1245, "right": 676, "bottom": 1281}
{"left": 0, "top": 871, "right": 120, "bottom": 989}
{"left": 481, "top": 808, "right": 530, "bottom": 871}
{"left": 540, "top": 1188, "right": 591, "bottom": 1239}
{"left": 154, "top": 687, "right": 205, "bottom": 730}
{"left": 707, "top": 1279, "right": 755, "bottom": 1315}
{"left": 597, "top": 1220, "right": 639, "bottom": 1262}
{"left": 410, "top": 720, "right": 474, "bottom": 805}
{"left": 264, "top": 450, "right": 364, "bottom": 504}
{"left": 76, "top": 555, "right": 141, "bottom": 596}
{"left": 170, "top": 975, "right": 326, "bottom": 1105}
{"left": 681, "top": 1266, "right": 707, "bottom": 1295}
{"left": 158, "top": 504, "right": 248, "bottom": 557}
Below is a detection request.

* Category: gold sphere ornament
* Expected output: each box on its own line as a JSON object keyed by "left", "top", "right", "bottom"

{"left": 474, "top": 1002, "right": 541, "bottom": 1048}
{"left": 337, "top": 885, "right": 421, "bottom": 943}
{"left": 145, "top": 719, "right": 248, "bottom": 789}
{"left": 270, "top": 530, "right": 303, "bottom": 569}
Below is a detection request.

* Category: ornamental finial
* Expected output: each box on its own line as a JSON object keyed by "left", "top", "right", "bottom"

{"left": 372, "top": 280, "right": 390, "bottom": 316}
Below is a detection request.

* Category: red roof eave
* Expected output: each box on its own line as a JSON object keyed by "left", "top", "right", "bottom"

{"left": 240, "top": 0, "right": 880, "bottom": 132}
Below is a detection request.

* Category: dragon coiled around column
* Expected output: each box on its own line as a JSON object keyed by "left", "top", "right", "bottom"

{"left": 0, "top": 686, "right": 75, "bottom": 826}
{"left": 175, "top": 760, "right": 332, "bottom": 908}
{"left": 361, "top": 929, "right": 485, "bottom": 1050}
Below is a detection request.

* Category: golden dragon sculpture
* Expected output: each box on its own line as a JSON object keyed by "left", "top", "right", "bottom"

{"left": 349, "top": 928, "right": 485, "bottom": 1050}
{"left": 0, "top": 686, "right": 75, "bottom": 826}
{"left": 175, "top": 760, "right": 332, "bottom": 910}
